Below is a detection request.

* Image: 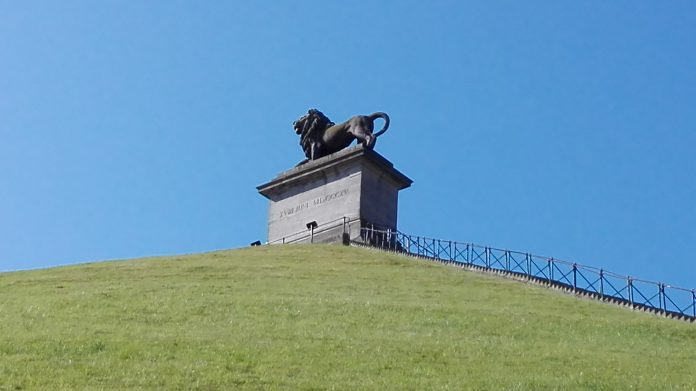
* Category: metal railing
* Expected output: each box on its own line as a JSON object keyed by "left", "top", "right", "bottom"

{"left": 265, "top": 217, "right": 362, "bottom": 245}
{"left": 260, "top": 217, "right": 695, "bottom": 321}
{"left": 359, "top": 226, "right": 696, "bottom": 322}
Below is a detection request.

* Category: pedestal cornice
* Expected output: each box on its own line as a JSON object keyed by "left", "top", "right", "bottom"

{"left": 257, "top": 145, "right": 412, "bottom": 199}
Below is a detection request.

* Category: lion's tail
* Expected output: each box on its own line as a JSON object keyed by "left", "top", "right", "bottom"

{"left": 369, "top": 112, "right": 390, "bottom": 137}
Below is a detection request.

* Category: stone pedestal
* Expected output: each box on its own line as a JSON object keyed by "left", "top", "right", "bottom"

{"left": 257, "top": 145, "right": 412, "bottom": 244}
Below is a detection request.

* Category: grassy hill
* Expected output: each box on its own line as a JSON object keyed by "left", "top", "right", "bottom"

{"left": 1, "top": 245, "right": 694, "bottom": 390}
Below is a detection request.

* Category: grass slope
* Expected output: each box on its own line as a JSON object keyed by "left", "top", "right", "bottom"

{"left": 1, "top": 245, "right": 695, "bottom": 390}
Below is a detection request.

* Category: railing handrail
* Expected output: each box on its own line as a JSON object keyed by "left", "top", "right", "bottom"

{"left": 261, "top": 217, "right": 695, "bottom": 320}
{"left": 377, "top": 227, "right": 692, "bottom": 293}
{"left": 358, "top": 225, "right": 695, "bottom": 321}
{"left": 266, "top": 216, "right": 361, "bottom": 245}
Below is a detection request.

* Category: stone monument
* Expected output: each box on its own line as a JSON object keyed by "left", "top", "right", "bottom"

{"left": 257, "top": 109, "right": 412, "bottom": 244}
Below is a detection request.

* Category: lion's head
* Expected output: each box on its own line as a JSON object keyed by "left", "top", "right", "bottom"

{"left": 293, "top": 109, "right": 334, "bottom": 135}
{"left": 293, "top": 109, "right": 335, "bottom": 160}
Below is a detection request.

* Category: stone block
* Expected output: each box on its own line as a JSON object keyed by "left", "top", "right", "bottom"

{"left": 257, "top": 145, "right": 412, "bottom": 244}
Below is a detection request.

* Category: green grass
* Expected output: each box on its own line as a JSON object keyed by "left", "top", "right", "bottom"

{"left": 1, "top": 245, "right": 695, "bottom": 390}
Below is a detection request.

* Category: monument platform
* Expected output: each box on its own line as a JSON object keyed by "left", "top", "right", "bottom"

{"left": 257, "top": 145, "right": 412, "bottom": 244}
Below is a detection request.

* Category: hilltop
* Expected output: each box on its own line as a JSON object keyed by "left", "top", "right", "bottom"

{"left": 1, "top": 245, "right": 694, "bottom": 390}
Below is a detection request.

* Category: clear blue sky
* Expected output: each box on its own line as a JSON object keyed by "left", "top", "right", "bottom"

{"left": 1, "top": 2, "right": 695, "bottom": 288}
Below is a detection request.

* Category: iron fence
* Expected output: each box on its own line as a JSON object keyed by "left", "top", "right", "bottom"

{"left": 261, "top": 217, "right": 695, "bottom": 321}
{"left": 359, "top": 225, "right": 696, "bottom": 321}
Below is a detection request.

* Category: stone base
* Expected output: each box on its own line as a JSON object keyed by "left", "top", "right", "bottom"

{"left": 257, "top": 145, "right": 412, "bottom": 244}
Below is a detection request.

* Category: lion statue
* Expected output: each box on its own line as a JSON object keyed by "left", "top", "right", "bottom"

{"left": 293, "top": 109, "right": 390, "bottom": 162}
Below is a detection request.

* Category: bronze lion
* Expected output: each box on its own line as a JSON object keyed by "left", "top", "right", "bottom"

{"left": 293, "top": 109, "right": 390, "bottom": 162}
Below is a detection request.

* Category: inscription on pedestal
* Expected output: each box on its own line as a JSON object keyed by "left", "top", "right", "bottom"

{"left": 279, "top": 188, "right": 350, "bottom": 219}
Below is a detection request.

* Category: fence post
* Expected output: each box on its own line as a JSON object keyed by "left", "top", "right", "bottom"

{"left": 548, "top": 258, "right": 553, "bottom": 283}
{"left": 692, "top": 289, "right": 695, "bottom": 318}
{"left": 526, "top": 253, "right": 531, "bottom": 279}
{"left": 628, "top": 277, "right": 634, "bottom": 307}
{"left": 505, "top": 251, "right": 510, "bottom": 272}
{"left": 599, "top": 269, "right": 604, "bottom": 299}
{"left": 466, "top": 244, "right": 471, "bottom": 265}
{"left": 659, "top": 283, "right": 665, "bottom": 312}
{"left": 485, "top": 247, "right": 490, "bottom": 268}
{"left": 449, "top": 241, "right": 453, "bottom": 262}
{"left": 573, "top": 264, "right": 577, "bottom": 292}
